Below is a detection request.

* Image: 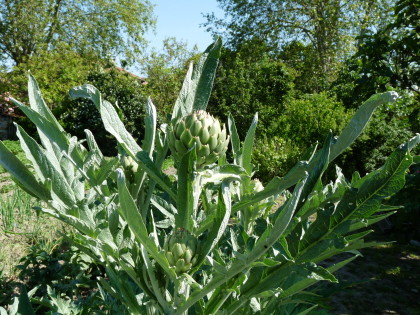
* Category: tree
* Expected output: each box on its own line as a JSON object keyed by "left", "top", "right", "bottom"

{"left": 204, "top": 0, "right": 393, "bottom": 88}
{"left": 0, "top": 0, "right": 155, "bottom": 66}
{"left": 332, "top": 0, "right": 419, "bottom": 109}
{"left": 1, "top": 44, "right": 101, "bottom": 107}
{"left": 207, "top": 45, "right": 294, "bottom": 138}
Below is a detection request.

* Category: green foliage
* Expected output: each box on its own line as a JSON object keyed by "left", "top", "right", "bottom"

{"left": 1, "top": 45, "right": 99, "bottom": 108}
{"left": 252, "top": 136, "right": 300, "bottom": 182}
{"left": 277, "top": 92, "right": 352, "bottom": 148}
{"left": 61, "top": 67, "right": 148, "bottom": 156}
{"left": 204, "top": 0, "right": 394, "bottom": 91}
{"left": 0, "top": 0, "right": 155, "bottom": 66}
{"left": 208, "top": 48, "right": 294, "bottom": 137}
{"left": 279, "top": 41, "right": 329, "bottom": 93}
{"left": 333, "top": 0, "right": 419, "bottom": 109}
{"left": 355, "top": 0, "right": 419, "bottom": 96}
{"left": 252, "top": 93, "right": 351, "bottom": 182}
{"left": 0, "top": 41, "right": 418, "bottom": 314}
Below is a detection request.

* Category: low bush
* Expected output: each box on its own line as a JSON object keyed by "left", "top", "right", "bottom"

{"left": 276, "top": 92, "right": 352, "bottom": 148}
{"left": 252, "top": 136, "right": 301, "bottom": 182}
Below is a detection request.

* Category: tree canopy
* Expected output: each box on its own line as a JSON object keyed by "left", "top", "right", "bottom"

{"left": 204, "top": 0, "right": 394, "bottom": 82}
{"left": 0, "top": 0, "right": 155, "bottom": 66}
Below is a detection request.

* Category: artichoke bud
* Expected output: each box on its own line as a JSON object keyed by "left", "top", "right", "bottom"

{"left": 164, "top": 229, "right": 198, "bottom": 274}
{"left": 169, "top": 110, "right": 230, "bottom": 168}
{"left": 250, "top": 179, "right": 264, "bottom": 193}
{"left": 121, "top": 156, "right": 138, "bottom": 182}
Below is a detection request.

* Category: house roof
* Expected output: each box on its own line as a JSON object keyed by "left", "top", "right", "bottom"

{"left": 114, "top": 67, "right": 148, "bottom": 84}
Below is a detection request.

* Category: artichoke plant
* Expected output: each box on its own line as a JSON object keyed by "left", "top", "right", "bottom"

{"left": 168, "top": 110, "right": 229, "bottom": 167}
{"left": 0, "top": 38, "right": 419, "bottom": 314}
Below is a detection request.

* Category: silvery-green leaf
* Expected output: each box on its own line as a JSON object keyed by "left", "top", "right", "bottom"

{"left": 116, "top": 169, "right": 177, "bottom": 280}
{"left": 242, "top": 113, "right": 258, "bottom": 174}
{"left": 143, "top": 97, "right": 157, "bottom": 159}
{"left": 70, "top": 84, "right": 141, "bottom": 157}
{"left": 176, "top": 145, "right": 197, "bottom": 230}
{"left": 173, "top": 37, "right": 222, "bottom": 118}
{"left": 194, "top": 182, "right": 231, "bottom": 267}
{"left": 0, "top": 141, "right": 50, "bottom": 201}
{"left": 228, "top": 113, "right": 241, "bottom": 164}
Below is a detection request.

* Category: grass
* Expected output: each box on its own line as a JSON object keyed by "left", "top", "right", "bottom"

{"left": 0, "top": 189, "right": 34, "bottom": 232}
{"left": 0, "top": 141, "right": 69, "bottom": 307}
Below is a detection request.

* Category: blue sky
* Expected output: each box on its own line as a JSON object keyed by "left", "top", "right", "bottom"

{"left": 145, "top": 0, "right": 224, "bottom": 52}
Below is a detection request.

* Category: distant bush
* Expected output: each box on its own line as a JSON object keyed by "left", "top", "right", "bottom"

{"left": 276, "top": 92, "right": 352, "bottom": 148}
{"left": 0, "top": 44, "right": 100, "bottom": 109}
{"left": 252, "top": 136, "right": 301, "bottom": 182}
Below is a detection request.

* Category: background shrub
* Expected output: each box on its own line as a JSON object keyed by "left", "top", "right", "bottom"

{"left": 252, "top": 136, "right": 301, "bottom": 182}
{"left": 0, "top": 45, "right": 100, "bottom": 109}
{"left": 276, "top": 92, "right": 352, "bottom": 148}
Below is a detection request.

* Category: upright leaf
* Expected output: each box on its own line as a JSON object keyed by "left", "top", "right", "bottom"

{"left": 116, "top": 169, "right": 177, "bottom": 280}
{"left": 195, "top": 182, "right": 231, "bottom": 266}
{"left": 228, "top": 113, "right": 241, "bottom": 164}
{"left": 242, "top": 113, "right": 258, "bottom": 174}
{"left": 143, "top": 97, "right": 157, "bottom": 158}
{"left": 172, "top": 37, "right": 222, "bottom": 118}
{"left": 70, "top": 84, "right": 141, "bottom": 156}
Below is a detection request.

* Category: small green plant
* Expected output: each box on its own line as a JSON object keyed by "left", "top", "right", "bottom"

{"left": 0, "top": 189, "right": 34, "bottom": 232}
{"left": 0, "top": 39, "right": 418, "bottom": 314}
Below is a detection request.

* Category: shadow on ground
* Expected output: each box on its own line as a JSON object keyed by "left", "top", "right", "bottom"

{"left": 326, "top": 233, "right": 420, "bottom": 315}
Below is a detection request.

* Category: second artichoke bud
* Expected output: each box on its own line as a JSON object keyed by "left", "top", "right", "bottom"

{"left": 164, "top": 229, "right": 198, "bottom": 275}
{"left": 168, "top": 110, "right": 229, "bottom": 168}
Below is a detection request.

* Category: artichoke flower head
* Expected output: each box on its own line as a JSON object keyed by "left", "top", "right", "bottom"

{"left": 168, "top": 110, "right": 229, "bottom": 168}
{"left": 164, "top": 228, "right": 198, "bottom": 275}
